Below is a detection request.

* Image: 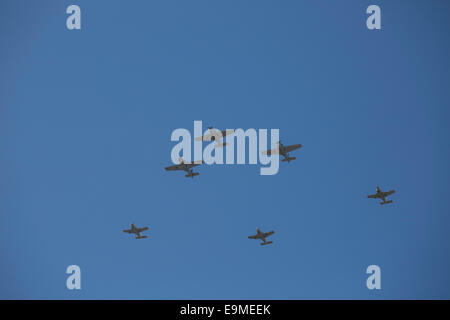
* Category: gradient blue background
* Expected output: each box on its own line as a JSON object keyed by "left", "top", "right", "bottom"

{"left": 1, "top": 0, "right": 449, "bottom": 299}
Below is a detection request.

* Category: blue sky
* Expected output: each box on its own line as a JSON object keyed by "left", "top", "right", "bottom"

{"left": 1, "top": 0, "right": 449, "bottom": 299}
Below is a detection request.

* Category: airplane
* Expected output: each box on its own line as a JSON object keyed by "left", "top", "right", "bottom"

{"left": 194, "top": 127, "right": 234, "bottom": 148}
{"left": 248, "top": 228, "right": 275, "bottom": 246}
{"left": 165, "top": 158, "right": 202, "bottom": 178}
{"left": 367, "top": 186, "right": 396, "bottom": 205}
{"left": 262, "top": 141, "right": 302, "bottom": 163}
{"left": 123, "top": 224, "right": 149, "bottom": 239}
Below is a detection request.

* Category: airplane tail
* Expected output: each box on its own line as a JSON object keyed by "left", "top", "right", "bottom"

{"left": 261, "top": 241, "right": 273, "bottom": 246}
{"left": 381, "top": 200, "right": 393, "bottom": 205}
{"left": 185, "top": 172, "right": 199, "bottom": 178}
{"left": 136, "top": 235, "right": 147, "bottom": 239}
{"left": 282, "top": 157, "right": 296, "bottom": 162}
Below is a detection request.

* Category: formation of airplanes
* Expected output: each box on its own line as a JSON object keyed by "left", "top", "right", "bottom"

{"left": 165, "top": 129, "right": 303, "bottom": 178}
{"left": 124, "top": 184, "right": 396, "bottom": 243}
{"left": 125, "top": 128, "right": 396, "bottom": 244}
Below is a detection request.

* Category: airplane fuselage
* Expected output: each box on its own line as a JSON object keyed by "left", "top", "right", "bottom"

{"left": 256, "top": 231, "right": 265, "bottom": 241}
{"left": 375, "top": 191, "right": 384, "bottom": 199}
{"left": 256, "top": 230, "right": 270, "bottom": 242}
{"left": 277, "top": 143, "right": 296, "bottom": 162}
{"left": 178, "top": 161, "right": 198, "bottom": 177}
{"left": 375, "top": 190, "right": 389, "bottom": 199}
{"left": 278, "top": 144, "right": 288, "bottom": 159}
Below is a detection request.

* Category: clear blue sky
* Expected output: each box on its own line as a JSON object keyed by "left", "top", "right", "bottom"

{"left": 1, "top": 0, "right": 449, "bottom": 299}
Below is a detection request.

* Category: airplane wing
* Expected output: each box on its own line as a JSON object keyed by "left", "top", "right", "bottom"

{"left": 165, "top": 161, "right": 202, "bottom": 171}
{"left": 284, "top": 144, "right": 302, "bottom": 153}
{"left": 194, "top": 129, "right": 220, "bottom": 141}
{"left": 264, "top": 231, "right": 275, "bottom": 237}
{"left": 165, "top": 164, "right": 183, "bottom": 171}
{"left": 195, "top": 129, "right": 233, "bottom": 141}
{"left": 261, "top": 148, "right": 279, "bottom": 156}
{"left": 194, "top": 135, "right": 207, "bottom": 141}
{"left": 248, "top": 234, "right": 258, "bottom": 239}
{"left": 367, "top": 194, "right": 378, "bottom": 199}
{"left": 136, "top": 227, "right": 149, "bottom": 233}
{"left": 221, "top": 129, "right": 234, "bottom": 137}
{"left": 123, "top": 229, "right": 132, "bottom": 233}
